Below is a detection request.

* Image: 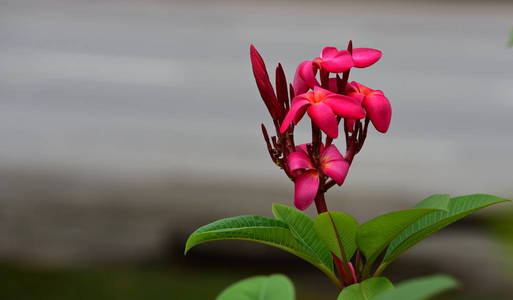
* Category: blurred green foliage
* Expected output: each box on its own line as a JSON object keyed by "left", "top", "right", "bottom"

{"left": 0, "top": 264, "right": 240, "bottom": 300}
{"left": 487, "top": 209, "right": 513, "bottom": 276}
{"left": 0, "top": 264, "right": 331, "bottom": 300}
{"left": 0, "top": 262, "right": 508, "bottom": 300}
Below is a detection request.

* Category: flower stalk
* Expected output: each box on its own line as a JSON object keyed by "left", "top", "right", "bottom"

{"left": 250, "top": 41, "right": 391, "bottom": 288}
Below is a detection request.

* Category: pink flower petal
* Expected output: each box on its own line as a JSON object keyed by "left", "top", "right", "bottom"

{"left": 295, "top": 143, "right": 308, "bottom": 154}
{"left": 320, "top": 145, "right": 345, "bottom": 163}
{"left": 295, "top": 143, "right": 324, "bottom": 156}
{"left": 346, "top": 93, "right": 365, "bottom": 104}
{"left": 321, "top": 159, "right": 349, "bottom": 185}
{"left": 293, "top": 60, "right": 319, "bottom": 95}
{"left": 345, "top": 81, "right": 358, "bottom": 94}
{"left": 292, "top": 62, "right": 310, "bottom": 95}
{"left": 321, "top": 46, "right": 339, "bottom": 59}
{"left": 299, "top": 61, "right": 319, "bottom": 87}
{"left": 307, "top": 102, "right": 339, "bottom": 138}
{"left": 352, "top": 48, "right": 382, "bottom": 68}
{"left": 344, "top": 119, "right": 356, "bottom": 133}
{"left": 363, "top": 93, "right": 392, "bottom": 133}
{"left": 288, "top": 151, "right": 314, "bottom": 173}
{"left": 324, "top": 94, "right": 366, "bottom": 119}
{"left": 294, "top": 170, "right": 320, "bottom": 210}
{"left": 279, "top": 98, "right": 310, "bottom": 134}
{"left": 347, "top": 81, "right": 370, "bottom": 95}
{"left": 321, "top": 51, "right": 353, "bottom": 73}
{"left": 312, "top": 86, "right": 332, "bottom": 99}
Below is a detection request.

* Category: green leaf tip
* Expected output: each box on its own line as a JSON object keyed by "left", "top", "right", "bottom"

{"left": 414, "top": 194, "right": 451, "bottom": 210}
{"left": 384, "top": 193, "right": 509, "bottom": 265}
{"left": 184, "top": 214, "right": 291, "bottom": 255}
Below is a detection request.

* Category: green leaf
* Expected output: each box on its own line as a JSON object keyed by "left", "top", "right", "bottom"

{"left": 384, "top": 194, "right": 510, "bottom": 265}
{"left": 185, "top": 214, "right": 340, "bottom": 288}
{"left": 356, "top": 208, "right": 440, "bottom": 267}
{"left": 272, "top": 204, "right": 333, "bottom": 271}
{"left": 414, "top": 194, "right": 450, "bottom": 210}
{"left": 185, "top": 215, "right": 317, "bottom": 268}
{"left": 217, "top": 274, "right": 294, "bottom": 300}
{"left": 337, "top": 277, "right": 393, "bottom": 300}
{"left": 314, "top": 211, "right": 359, "bottom": 262}
{"left": 372, "top": 275, "right": 458, "bottom": 300}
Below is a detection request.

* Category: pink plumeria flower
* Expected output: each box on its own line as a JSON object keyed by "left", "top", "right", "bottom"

{"left": 292, "top": 46, "right": 382, "bottom": 95}
{"left": 346, "top": 81, "right": 392, "bottom": 133}
{"left": 313, "top": 47, "right": 354, "bottom": 73}
{"left": 279, "top": 86, "right": 365, "bottom": 138}
{"left": 316, "top": 46, "right": 382, "bottom": 71}
{"left": 288, "top": 144, "right": 349, "bottom": 210}
{"left": 292, "top": 47, "right": 352, "bottom": 95}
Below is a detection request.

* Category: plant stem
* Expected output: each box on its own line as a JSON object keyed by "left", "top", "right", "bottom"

{"left": 314, "top": 193, "right": 328, "bottom": 214}
{"left": 339, "top": 41, "right": 352, "bottom": 91}
{"left": 333, "top": 254, "right": 352, "bottom": 287}
{"left": 311, "top": 120, "right": 322, "bottom": 157}
{"left": 328, "top": 213, "right": 356, "bottom": 286}
{"left": 354, "top": 251, "right": 363, "bottom": 279}
{"left": 373, "top": 263, "right": 389, "bottom": 277}
{"left": 320, "top": 68, "right": 330, "bottom": 89}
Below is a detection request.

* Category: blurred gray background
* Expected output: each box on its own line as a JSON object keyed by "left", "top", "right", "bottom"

{"left": 0, "top": 0, "right": 512, "bottom": 299}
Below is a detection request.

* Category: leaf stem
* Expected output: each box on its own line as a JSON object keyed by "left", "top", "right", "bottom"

{"left": 327, "top": 212, "right": 355, "bottom": 285}
{"left": 373, "top": 262, "right": 389, "bottom": 277}
{"left": 333, "top": 254, "right": 351, "bottom": 287}
{"left": 354, "top": 250, "right": 363, "bottom": 280}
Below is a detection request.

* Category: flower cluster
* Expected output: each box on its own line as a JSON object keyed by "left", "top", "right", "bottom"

{"left": 250, "top": 41, "right": 391, "bottom": 212}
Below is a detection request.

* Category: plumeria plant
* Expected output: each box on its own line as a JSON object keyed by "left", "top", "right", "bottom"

{"left": 185, "top": 41, "right": 510, "bottom": 300}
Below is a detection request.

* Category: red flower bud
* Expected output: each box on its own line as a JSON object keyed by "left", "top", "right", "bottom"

{"left": 250, "top": 45, "right": 283, "bottom": 121}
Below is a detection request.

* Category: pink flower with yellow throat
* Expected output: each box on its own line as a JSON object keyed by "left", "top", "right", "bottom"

{"left": 346, "top": 81, "right": 392, "bottom": 133}
{"left": 288, "top": 144, "right": 349, "bottom": 210}
{"left": 279, "top": 86, "right": 365, "bottom": 138}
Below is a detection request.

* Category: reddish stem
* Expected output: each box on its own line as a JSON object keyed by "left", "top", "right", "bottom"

{"left": 348, "top": 262, "right": 358, "bottom": 284}
{"left": 332, "top": 254, "right": 348, "bottom": 287}
{"left": 314, "top": 192, "right": 328, "bottom": 214}
{"left": 333, "top": 254, "right": 356, "bottom": 286}
{"left": 311, "top": 120, "right": 322, "bottom": 158}
{"left": 320, "top": 68, "right": 330, "bottom": 89}
{"left": 354, "top": 250, "right": 363, "bottom": 281}
{"left": 339, "top": 41, "right": 353, "bottom": 91}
